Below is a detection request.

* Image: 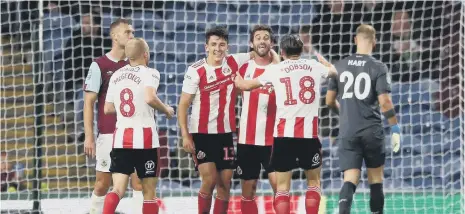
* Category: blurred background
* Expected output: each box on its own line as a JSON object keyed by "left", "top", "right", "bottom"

{"left": 0, "top": 1, "right": 463, "bottom": 213}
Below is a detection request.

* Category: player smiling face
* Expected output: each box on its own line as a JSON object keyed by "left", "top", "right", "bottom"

{"left": 250, "top": 25, "right": 274, "bottom": 58}
{"left": 205, "top": 26, "right": 229, "bottom": 65}
{"left": 206, "top": 35, "right": 228, "bottom": 63}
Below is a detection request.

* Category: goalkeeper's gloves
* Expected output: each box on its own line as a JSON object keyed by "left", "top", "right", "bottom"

{"left": 390, "top": 124, "right": 401, "bottom": 153}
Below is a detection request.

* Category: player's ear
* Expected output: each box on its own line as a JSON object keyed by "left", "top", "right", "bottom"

{"left": 204, "top": 43, "right": 208, "bottom": 53}
{"left": 249, "top": 41, "right": 253, "bottom": 49}
{"left": 354, "top": 36, "right": 358, "bottom": 46}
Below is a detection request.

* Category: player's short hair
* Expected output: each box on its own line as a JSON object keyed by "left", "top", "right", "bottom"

{"left": 299, "top": 25, "right": 312, "bottom": 34}
{"left": 280, "top": 34, "right": 304, "bottom": 57}
{"left": 125, "top": 38, "right": 149, "bottom": 61}
{"left": 110, "top": 18, "right": 130, "bottom": 34}
{"left": 205, "top": 26, "right": 229, "bottom": 44}
{"left": 250, "top": 24, "right": 275, "bottom": 43}
{"left": 356, "top": 24, "right": 376, "bottom": 43}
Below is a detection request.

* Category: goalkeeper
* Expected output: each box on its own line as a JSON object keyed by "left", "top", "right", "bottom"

{"left": 325, "top": 24, "right": 401, "bottom": 214}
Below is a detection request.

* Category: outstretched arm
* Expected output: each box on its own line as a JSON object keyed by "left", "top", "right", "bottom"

{"left": 234, "top": 74, "right": 263, "bottom": 91}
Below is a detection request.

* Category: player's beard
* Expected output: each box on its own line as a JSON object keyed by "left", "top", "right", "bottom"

{"left": 254, "top": 43, "right": 270, "bottom": 57}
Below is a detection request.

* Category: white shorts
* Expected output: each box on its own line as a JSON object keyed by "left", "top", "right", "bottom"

{"left": 95, "top": 134, "right": 113, "bottom": 172}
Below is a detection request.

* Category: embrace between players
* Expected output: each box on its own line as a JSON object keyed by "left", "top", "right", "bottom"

{"left": 83, "top": 18, "right": 401, "bottom": 214}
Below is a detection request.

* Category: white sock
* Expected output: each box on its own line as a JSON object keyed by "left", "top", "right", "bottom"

{"left": 133, "top": 190, "right": 144, "bottom": 214}
{"left": 90, "top": 191, "right": 105, "bottom": 214}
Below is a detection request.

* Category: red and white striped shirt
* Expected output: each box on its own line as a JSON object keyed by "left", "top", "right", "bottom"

{"left": 182, "top": 53, "right": 250, "bottom": 134}
{"left": 257, "top": 59, "right": 329, "bottom": 139}
{"left": 238, "top": 61, "right": 276, "bottom": 146}
{"left": 106, "top": 65, "right": 161, "bottom": 149}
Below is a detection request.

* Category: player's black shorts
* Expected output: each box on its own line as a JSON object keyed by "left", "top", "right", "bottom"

{"left": 338, "top": 126, "right": 386, "bottom": 172}
{"left": 271, "top": 137, "right": 322, "bottom": 172}
{"left": 236, "top": 144, "right": 274, "bottom": 180}
{"left": 192, "top": 133, "right": 235, "bottom": 170}
{"left": 109, "top": 148, "right": 158, "bottom": 179}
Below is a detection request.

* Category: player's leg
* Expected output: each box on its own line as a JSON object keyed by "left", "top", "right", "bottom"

{"left": 103, "top": 149, "right": 133, "bottom": 214}
{"left": 213, "top": 133, "right": 236, "bottom": 214}
{"left": 367, "top": 166, "right": 384, "bottom": 214}
{"left": 237, "top": 144, "right": 261, "bottom": 214}
{"left": 297, "top": 138, "right": 323, "bottom": 214}
{"left": 130, "top": 171, "right": 144, "bottom": 214}
{"left": 91, "top": 134, "right": 113, "bottom": 214}
{"left": 338, "top": 137, "right": 363, "bottom": 214}
{"left": 262, "top": 145, "right": 277, "bottom": 194}
{"left": 135, "top": 148, "right": 160, "bottom": 214}
{"left": 192, "top": 134, "right": 218, "bottom": 214}
{"left": 362, "top": 128, "right": 386, "bottom": 214}
{"left": 271, "top": 138, "right": 297, "bottom": 214}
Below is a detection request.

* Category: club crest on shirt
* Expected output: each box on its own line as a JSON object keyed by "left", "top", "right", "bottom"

{"left": 197, "top": 151, "right": 206, "bottom": 159}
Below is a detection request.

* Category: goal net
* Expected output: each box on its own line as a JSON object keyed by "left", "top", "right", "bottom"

{"left": 1, "top": 1, "right": 463, "bottom": 213}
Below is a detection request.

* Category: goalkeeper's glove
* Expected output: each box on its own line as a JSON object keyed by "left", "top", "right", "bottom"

{"left": 390, "top": 124, "right": 401, "bottom": 153}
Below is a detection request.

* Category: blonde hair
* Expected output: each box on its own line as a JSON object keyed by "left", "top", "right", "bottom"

{"left": 125, "top": 38, "right": 149, "bottom": 61}
{"left": 356, "top": 24, "right": 376, "bottom": 43}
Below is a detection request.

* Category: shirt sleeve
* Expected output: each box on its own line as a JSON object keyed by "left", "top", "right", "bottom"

{"left": 105, "top": 77, "right": 115, "bottom": 103}
{"left": 84, "top": 62, "right": 102, "bottom": 93}
{"left": 144, "top": 69, "right": 161, "bottom": 91}
{"left": 238, "top": 63, "right": 248, "bottom": 78}
{"left": 230, "top": 53, "right": 251, "bottom": 67}
{"left": 182, "top": 66, "right": 200, "bottom": 94}
{"left": 327, "top": 76, "right": 338, "bottom": 92}
{"left": 375, "top": 63, "right": 392, "bottom": 95}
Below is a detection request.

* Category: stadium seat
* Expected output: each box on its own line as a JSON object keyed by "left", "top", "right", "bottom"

{"left": 43, "top": 12, "right": 75, "bottom": 31}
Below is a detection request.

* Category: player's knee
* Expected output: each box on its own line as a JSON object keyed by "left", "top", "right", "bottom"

{"left": 367, "top": 168, "right": 384, "bottom": 184}
{"left": 343, "top": 169, "right": 361, "bottom": 185}
{"left": 94, "top": 177, "right": 111, "bottom": 195}
{"left": 241, "top": 180, "right": 257, "bottom": 198}
{"left": 131, "top": 179, "right": 143, "bottom": 191}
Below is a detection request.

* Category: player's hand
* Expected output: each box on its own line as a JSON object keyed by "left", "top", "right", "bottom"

{"left": 390, "top": 124, "right": 401, "bottom": 153}
{"left": 182, "top": 135, "right": 195, "bottom": 154}
{"left": 84, "top": 137, "right": 96, "bottom": 158}
{"left": 164, "top": 105, "right": 175, "bottom": 119}
{"left": 234, "top": 74, "right": 244, "bottom": 89}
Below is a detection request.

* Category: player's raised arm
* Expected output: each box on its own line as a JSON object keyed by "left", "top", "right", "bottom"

{"left": 317, "top": 54, "right": 337, "bottom": 78}
{"left": 83, "top": 62, "right": 102, "bottom": 158}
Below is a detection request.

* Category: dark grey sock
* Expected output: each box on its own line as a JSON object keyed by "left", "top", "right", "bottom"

{"left": 339, "top": 181, "right": 356, "bottom": 214}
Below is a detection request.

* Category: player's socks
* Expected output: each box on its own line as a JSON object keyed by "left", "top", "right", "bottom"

{"left": 102, "top": 192, "right": 121, "bottom": 214}
{"left": 133, "top": 190, "right": 144, "bottom": 214}
{"left": 306, "top": 186, "right": 321, "bottom": 214}
{"left": 339, "top": 182, "right": 356, "bottom": 214}
{"left": 198, "top": 192, "right": 212, "bottom": 214}
{"left": 274, "top": 191, "right": 290, "bottom": 214}
{"left": 213, "top": 196, "right": 229, "bottom": 214}
{"left": 369, "top": 183, "right": 384, "bottom": 214}
{"left": 241, "top": 196, "right": 258, "bottom": 214}
{"left": 142, "top": 199, "right": 159, "bottom": 214}
{"left": 90, "top": 191, "right": 105, "bottom": 214}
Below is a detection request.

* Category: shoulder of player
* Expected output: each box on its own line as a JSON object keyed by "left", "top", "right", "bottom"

{"left": 190, "top": 58, "right": 207, "bottom": 69}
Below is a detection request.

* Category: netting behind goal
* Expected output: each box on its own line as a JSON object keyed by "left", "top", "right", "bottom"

{"left": 1, "top": 1, "right": 464, "bottom": 213}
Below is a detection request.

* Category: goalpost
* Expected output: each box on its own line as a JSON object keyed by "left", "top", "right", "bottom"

{"left": 0, "top": 1, "right": 463, "bottom": 213}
